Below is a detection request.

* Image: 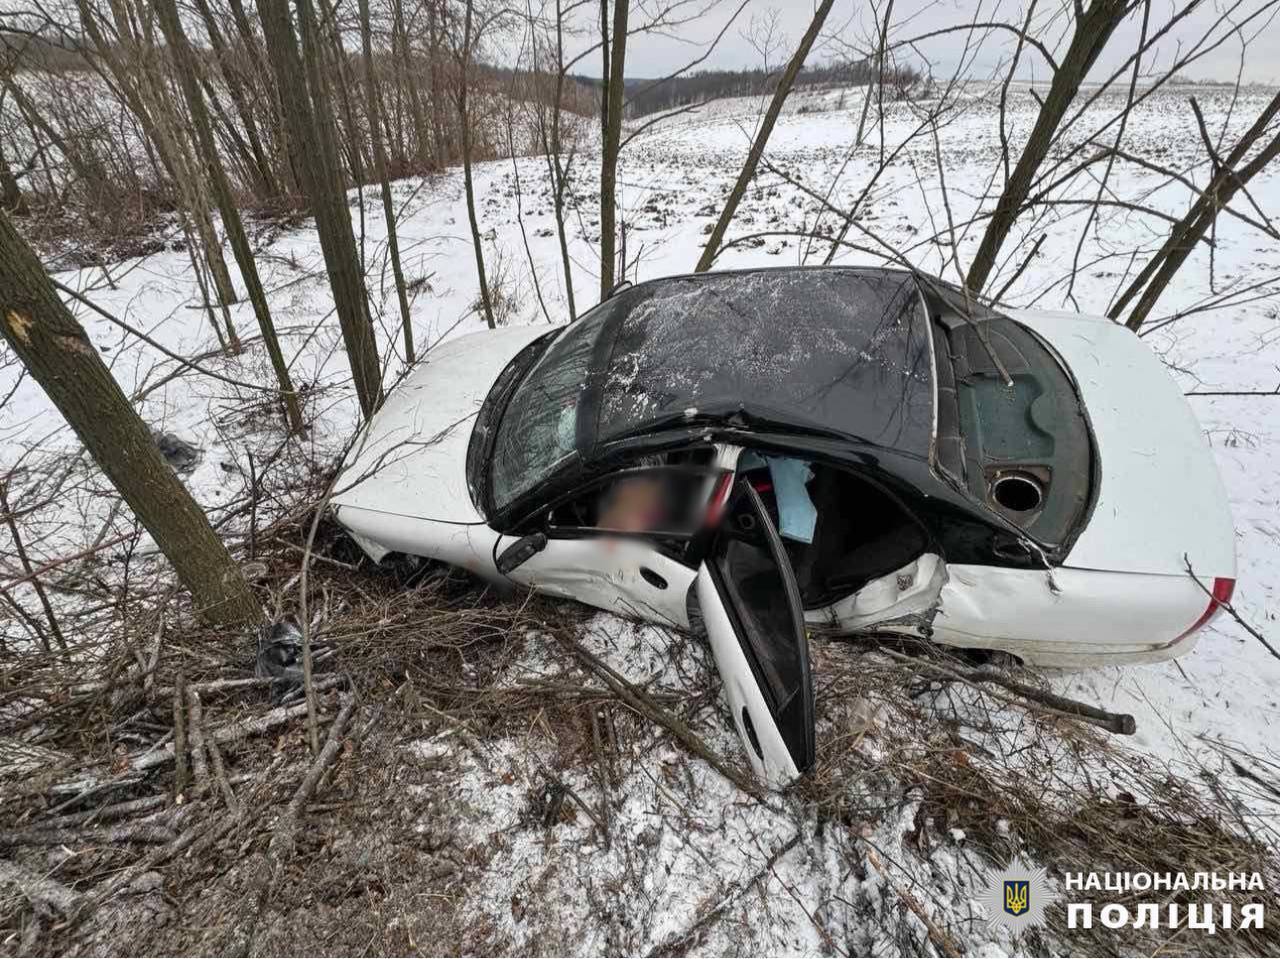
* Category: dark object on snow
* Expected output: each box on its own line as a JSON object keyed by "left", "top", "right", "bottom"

{"left": 256, "top": 622, "right": 304, "bottom": 683}
{"left": 256, "top": 622, "right": 333, "bottom": 702}
{"left": 151, "top": 431, "right": 202, "bottom": 473}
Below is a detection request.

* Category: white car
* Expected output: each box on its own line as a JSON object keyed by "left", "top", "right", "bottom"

{"left": 332, "top": 267, "right": 1236, "bottom": 786}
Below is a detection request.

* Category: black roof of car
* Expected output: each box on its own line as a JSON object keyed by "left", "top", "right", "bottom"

{"left": 586, "top": 266, "right": 935, "bottom": 459}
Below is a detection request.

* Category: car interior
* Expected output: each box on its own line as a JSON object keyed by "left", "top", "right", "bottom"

{"left": 737, "top": 457, "right": 930, "bottom": 608}
{"left": 547, "top": 447, "right": 931, "bottom": 611}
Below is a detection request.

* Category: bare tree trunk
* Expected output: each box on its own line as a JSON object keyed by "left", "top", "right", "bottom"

{"left": 0, "top": 212, "right": 262, "bottom": 628}
{"left": 599, "top": 0, "right": 610, "bottom": 144}
{"left": 154, "top": 0, "right": 304, "bottom": 433}
{"left": 547, "top": 0, "right": 576, "bottom": 320}
{"left": 1115, "top": 91, "right": 1280, "bottom": 330}
{"left": 3, "top": 75, "right": 107, "bottom": 210}
{"left": 314, "top": 0, "right": 372, "bottom": 191}
{"left": 427, "top": 0, "right": 448, "bottom": 167}
{"left": 258, "top": 0, "right": 384, "bottom": 418}
{"left": 392, "top": 0, "right": 432, "bottom": 172}
{"left": 853, "top": 0, "right": 894, "bottom": 149}
{"left": 695, "top": 0, "right": 834, "bottom": 272}
{"left": 458, "top": 0, "right": 495, "bottom": 329}
{"left": 964, "top": 0, "right": 1131, "bottom": 294}
{"left": 191, "top": 0, "right": 281, "bottom": 200}
{"left": 598, "top": 0, "right": 628, "bottom": 298}
{"left": 0, "top": 143, "right": 25, "bottom": 215}
{"left": 361, "top": 0, "right": 415, "bottom": 361}
{"left": 74, "top": 0, "right": 241, "bottom": 312}
{"left": 225, "top": 0, "right": 300, "bottom": 197}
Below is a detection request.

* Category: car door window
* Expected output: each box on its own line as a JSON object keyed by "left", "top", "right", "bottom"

{"left": 703, "top": 480, "right": 814, "bottom": 778}
{"left": 547, "top": 449, "right": 723, "bottom": 538}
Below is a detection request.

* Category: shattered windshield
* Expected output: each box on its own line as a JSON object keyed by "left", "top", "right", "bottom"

{"left": 488, "top": 301, "right": 616, "bottom": 510}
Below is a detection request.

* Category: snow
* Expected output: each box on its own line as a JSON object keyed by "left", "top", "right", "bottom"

{"left": 3, "top": 81, "right": 1280, "bottom": 953}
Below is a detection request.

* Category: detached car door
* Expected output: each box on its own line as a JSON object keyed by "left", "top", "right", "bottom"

{"left": 697, "top": 479, "right": 815, "bottom": 788}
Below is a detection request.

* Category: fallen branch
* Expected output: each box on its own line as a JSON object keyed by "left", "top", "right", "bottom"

{"left": 185, "top": 688, "right": 211, "bottom": 797}
{"left": 35, "top": 794, "right": 168, "bottom": 830}
{"left": 207, "top": 732, "right": 239, "bottom": 814}
{"left": 413, "top": 698, "right": 607, "bottom": 835}
{"left": 78, "top": 801, "right": 227, "bottom": 917}
{"left": 241, "top": 693, "right": 358, "bottom": 954}
{"left": 0, "top": 823, "right": 177, "bottom": 848}
{"left": 648, "top": 832, "right": 801, "bottom": 956}
{"left": 547, "top": 627, "right": 769, "bottom": 801}
{"left": 270, "top": 692, "right": 358, "bottom": 859}
{"left": 864, "top": 843, "right": 961, "bottom": 957}
{"left": 173, "top": 674, "right": 189, "bottom": 800}
{"left": 0, "top": 858, "right": 83, "bottom": 915}
{"left": 879, "top": 648, "right": 1136, "bottom": 735}
{"left": 107, "top": 695, "right": 338, "bottom": 785}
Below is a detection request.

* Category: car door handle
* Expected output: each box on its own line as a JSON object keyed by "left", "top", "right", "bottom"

{"left": 639, "top": 566, "right": 668, "bottom": 590}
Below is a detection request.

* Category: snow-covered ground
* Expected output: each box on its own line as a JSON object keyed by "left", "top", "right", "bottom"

{"left": 3, "top": 82, "right": 1279, "bottom": 953}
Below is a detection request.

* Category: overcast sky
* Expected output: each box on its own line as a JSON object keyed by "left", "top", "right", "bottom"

{"left": 567, "top": 0, "right": 1280, "bottom": 84}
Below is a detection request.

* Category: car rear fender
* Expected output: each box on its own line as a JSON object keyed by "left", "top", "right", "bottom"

{"left": 932, "top": 564, "right": 1214, "bottom": 665}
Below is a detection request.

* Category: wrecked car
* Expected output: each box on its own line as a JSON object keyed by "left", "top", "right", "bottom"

{"left": 332, "top": 266, "right": 1236, "bottom": 786}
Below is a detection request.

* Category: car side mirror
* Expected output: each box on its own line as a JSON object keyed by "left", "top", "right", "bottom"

{"left": 496, "top": 532, "right": 548, "bottom": 575}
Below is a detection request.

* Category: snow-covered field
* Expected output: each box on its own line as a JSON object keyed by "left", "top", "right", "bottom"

{"left": 3, "top": 82, "right": 1279, "bottom": 954}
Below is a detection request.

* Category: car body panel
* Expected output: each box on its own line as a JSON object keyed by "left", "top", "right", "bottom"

{"left": 1006, "top": 308, "right": 1235, "bottom": 579}
{"left": 332, "top": 325, "right": 549, "bottom": 526}
{"left": 499, "top": 533, "right": 696, "bottom": 628}
{"left": 806, "top": 552, "right": 946, "bottom": 633}
{"left": 333, "top": 503, "right": 503, "bottom": 580}
{"left": 933, "top": 563, "right": 1212, "bottom": 666}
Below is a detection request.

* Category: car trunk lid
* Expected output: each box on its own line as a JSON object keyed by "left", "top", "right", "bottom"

{"left": 1005, "top": 308, "right": 1235, "bottom": 578}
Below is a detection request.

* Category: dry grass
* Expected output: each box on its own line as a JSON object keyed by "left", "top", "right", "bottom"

{"left": 798, "top": 638, "right": 1280, "bottom": 956}
{"left": 2, "top": 455, "right": 1278, "bottom": 955}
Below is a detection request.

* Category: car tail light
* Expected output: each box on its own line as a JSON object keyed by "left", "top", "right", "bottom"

{"left": 1167, "top": 577, "right": 1235, "bottom": 647}
{"left": 704, "top": 473, "right": 734, "bottom": 528}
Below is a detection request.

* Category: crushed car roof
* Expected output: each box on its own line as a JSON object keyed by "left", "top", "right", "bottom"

{"left": 589, "top": 267, "right": 935, "bottom": 456}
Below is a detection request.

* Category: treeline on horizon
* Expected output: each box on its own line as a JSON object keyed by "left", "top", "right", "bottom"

{"left": 574, "top": 59, "right": 926, "bottom": 117}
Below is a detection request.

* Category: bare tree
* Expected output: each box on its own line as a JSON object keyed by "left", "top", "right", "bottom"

{"left": 1111, "top": 89, "right": 1280, "bottom": 330}
{"left": 71, "top": 0, "right": 243, "bottom": 312}
{"left": 190, "top": 0, "right": 283, "bottom": 200}
{"left": 695, "top": 0, "right": 834, "bottom": 272}
{"left": 458, "top": 0, "right": 496, "bottom": 328}
{"left": 598, "top": 0, "right": 628, "bottom": 297}
{"left": 360, "top": 0, "right": 417, "bottom": 362}
{"left": 258, "top": 0, "right": 384, "bottom": 418}
{"left": 154, "top": 0, "right": 305, "bottom": 433}
{"left": 964, "top": 0, "right": 1134, "bottom": 294}
{"left": 0, "top": 211, "right": 262, "bottom": 627}
{"left": 527, "top": 0, "right": 587, "bottom": 321}
{"left": 0, "top": 53, "right": 27, "bottom": 216}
